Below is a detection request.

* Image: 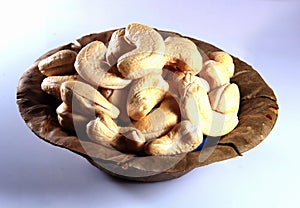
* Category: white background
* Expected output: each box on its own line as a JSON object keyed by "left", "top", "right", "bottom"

{"left": 1, "top": 0, "right": 299, "bottom": 207}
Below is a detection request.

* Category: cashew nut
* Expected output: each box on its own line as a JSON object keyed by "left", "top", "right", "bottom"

{"left": 144, "top": 120, "right": 203, "bottom": 156}
{"left": 180, "top": 80, "right": 239, "bottom": 136}
{"left": 133, "top": 95, "right": 180, "bottom": 140}
{"left": 75, "top": 41, "right": 132, "bottom": 89}
{"left": 208, "top": 83, "right": 240, "bottom": 114}
{"left": 38, "top": 49, "right": 77, "bottom": 76}
{"left": 208, "top": 51, "right": 234, "bottom": 78}
{"left": 127, "top": 73, "right": 169, "bottom": 120}
{"left": 106, "top": 28, "right": 136, "bottom": 66}
{"left": 117, "top": 23, "right": 166, "bottom": 79}
{"left": 198, "top": 60, "right": 230, "bottom": 91}
{"left": 41, "top": 75, "right": 77, "bottom": 100}
{"left": 60, "top": 80, "right": 120, "bottom": 119}
{"left": 164, "top": 36, "right": 202, "bottom": 74}
{"left": 56, "top": 102, "right": 90, "bottom": 132}
{"left": 86, "top": 114, "right": 120, "bottom": 146}
{"left": 87, "top": 117, "right": 145, "bottom": 153}
{"left": 111, "top": 127, "right": 146, "bottom": 153}
{"left": 108, "top": 86, "right": 132, "bottom": 126}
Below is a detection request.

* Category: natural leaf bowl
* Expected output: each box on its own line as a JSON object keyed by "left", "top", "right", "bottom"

{"left": 16, "top": 28, "right": 278, "bottom": 182}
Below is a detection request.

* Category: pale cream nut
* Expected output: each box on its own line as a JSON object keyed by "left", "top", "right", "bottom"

{"left": 38, "top": 49, "right": 77, "bottom": 76}
{"left": 127, "top": 73, "right": 169, "bottom": 120}
{"left": 199, "top": 60, "right": 230, "bottom": 91}
{"left": 208, "top": 51, "right": 234, "bottom": 78}
{"left": 164, "top": 36, "right": 202, "bottom": 74}
{"left": 180, "top": 81, "right": 239, "bottom": 136}
{"left": 117, "top": 23, "right": 166, "bottom": 79}
{"left": 111, "top": 127, "right": 146, "bottom": 153}
{"left": 86, "top": 114, "right": 120, "bottom": 146}
{"left": 56, "top": 102, "right": 90, "bottom": 132}
{"left": 106, "top": 28, "right": 136, "bottom": 66}
{"left": 41, "top": 75, "right": 77, "bottom": 100}
{"left": 208, "top": 83, "right": 240, "bottom": 114}
{"left": 133, "top": 95, "right": 180, "bottom": 140}
{"left": 75, "top": 41, "right": 131, "bottom": 89}
{"left": 108, "top": 86, "right": 132, "bottom": 126}
{"left": 144, "top": 120, "right": 203, "bottom": 156}
{"left": 60, "top": 80, "right": 120, "bottom": 119}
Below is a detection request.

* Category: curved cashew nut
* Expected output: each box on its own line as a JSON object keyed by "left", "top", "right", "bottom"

{"left": 208, "top": 51, "right": 234, "bottom": 78}
{"left": 75, "top": 41, "right": 131, "bottom": 89}
{"left": 167, "top": 71, "right": 209, "bottom": 100}
{"left": 108, "top": 86, "right": 132, "bottom": 126}
{"left": 127, "top": 73, "right": 169, "bottom": 120}
{"left": 111, "top": 127, "right": 146, "bottom": 153}
{"left": 133, "top": 96, "right": 180, "bottom": 140}
{"left": 144, "top": 120, "right": 203, "bottom": 156}
{"left": 106, "top": 28, "right": 136, "bottom": 66}
{"left": 117, "top": 23, "right": 166, "bottom": 79}
{"left": 208, "top": 83, "right": 240, "bottom": 114}
{"left": 56, "top": 102, "right": 90, "bottom": 132}
{"left": 199, "top": 61, "right": 230, "bottom": 91}
{"left": 38, "top": 49, "right": 77, "bottom": 76}
{"left": 87, "top": 116, "right": 145, "bottom": 153}
{"left": 164, "top": 36, "right": 203, "bottom": 74}
{"left": 180, "top": 81, "right": 239, "bottom": 137}
{"left": 60, "top": 80, "right": 120, "bottom": 119}
{"left": 41, "top": 75, "right": 77, "bottom": 100}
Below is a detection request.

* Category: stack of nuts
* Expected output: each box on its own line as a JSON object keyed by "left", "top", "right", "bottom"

{"left": 38, "top": 23, "right": 240, "bottom": 156}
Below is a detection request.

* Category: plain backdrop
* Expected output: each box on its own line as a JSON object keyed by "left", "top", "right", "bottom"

{"left": 1, "top": 0, "right": 299, "bottom": 207}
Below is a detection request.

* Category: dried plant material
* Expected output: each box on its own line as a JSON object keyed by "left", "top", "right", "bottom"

{"left": 16, "top": 26, "right": 278, "bottom": 182}
{"left": 117, "top": 23, "right": 166, "bottom": 79}
{"left": 75, "top": 41, "right": 131, "bottom": 89}
{"left": 60, "top": 80, "right": 120, "bottom": 119}
{"left": 38, "top": 49, "right": 77, "bottom": 76}
{"left": 127, "top": 73, "right": 169, "bottom": 120}
{"left": 164, "top": 36, "right": 202, "bottom": 74}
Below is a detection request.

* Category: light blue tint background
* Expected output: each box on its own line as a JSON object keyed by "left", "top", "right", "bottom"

{"left": 1, "top": 0, "right": 299, "bottom": 207}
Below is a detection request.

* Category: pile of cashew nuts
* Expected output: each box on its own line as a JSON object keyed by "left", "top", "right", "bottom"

{"left": 38, "top": 23, "right": 240, "bottom": 156}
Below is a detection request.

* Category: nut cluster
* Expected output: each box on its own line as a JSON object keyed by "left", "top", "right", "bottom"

{"left": 38, "top": 23, "right": 240, "bottom": 156}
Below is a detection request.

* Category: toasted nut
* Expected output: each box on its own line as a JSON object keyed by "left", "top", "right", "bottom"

{"left": 208, "top": 83, "right": 240, "bottom": 114}
{"left": 56, "top": 103, "right": 90, "bottom": 132}
{"left": 208, "top": 51, "right": 234, "bottom": 78}
{"left": 41, "top": 75, "right": 77, "bottom": 100}
{"left": 133, "top": 96, "right": 180, "bottom": 140}
{"left": 164, "top": 36, "right": 202, "bottom": 74}
{"left": 108, "top": 86, "right": 131, "bottom": 126}
{"left": 60, "top": 80, "right": 120, "bottom": 119}
{"left": 75, "top": 41, "right": 131, "bottom": 89}
{"left": 144, "top": 120, "right": 203, "bottom": 156}
{"left": 38, "top": 49, "right": 77, "bottom": 76}
{"left": 86, "top": 114, "right": 120, "bottom": 146}
{"left": 111, "top": 127, "right": 146, "bottom": 153}
{"left": 127, "top": 73, "right": 169, "bottom": 120}
{"left": 106, "top": 28, "right": 135, "bottom": 66}
{"left": 117, "top": 23, "right": 166, "bottom": 79}
{"left": 199, "top": 60, "right": 230, "bottom": 91}
{"left": 180, "top": 81, "right": 239, "bottom": 136}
